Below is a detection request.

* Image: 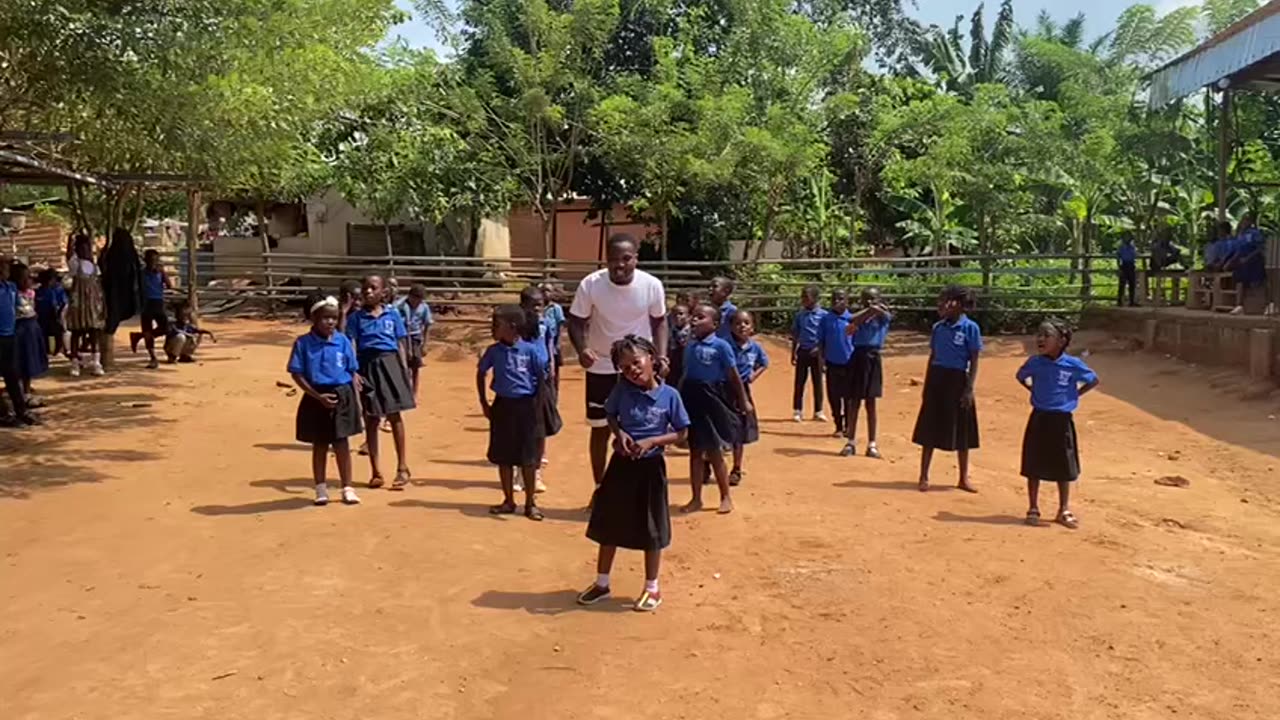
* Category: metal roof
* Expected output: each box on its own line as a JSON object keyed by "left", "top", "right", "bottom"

{"left": 1149, "top": 1, "right": 1280, "bottom": 108}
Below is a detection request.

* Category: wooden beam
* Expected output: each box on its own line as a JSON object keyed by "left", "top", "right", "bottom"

{"left": 1218, "top": 88, "right": 1233, "bottom": 222}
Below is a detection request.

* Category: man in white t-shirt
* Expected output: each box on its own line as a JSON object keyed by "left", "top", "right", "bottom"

{"left": 568, "top": 234, "right": 669, "bottom": 488}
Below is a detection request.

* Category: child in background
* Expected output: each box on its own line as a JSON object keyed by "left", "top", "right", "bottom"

{"left": 818, "top": 289, "right": 853, "bottom": 439}
{"left": 396, "top": 284, "right": 433, "bottom": 397}
{"left": 729, "top": 310, "right": 768, "bottom": 486}
{"left": 708, "top": 277, "right": 737, "bottom": 342}
{"left": 540, "top": 280, "right": 566, "bottom": 391}
{"left": 346, "top": 275, "right": 416, "bottom": 490}
{"left": 288, "top": 295, "right": 363, "bottom": 506}
{"left": 844, "top": 288, "right": 892, "bottom": 458}
{"left": 579, "top": 335, "right": 690, "bottom": 612}
{"left": 0, "top": 259, "right": 35, "bottom": 426}
{"left": 477, "top": 304, "right": 548, "bottom": 521}
{"left": 1017, "top": 319, "right": 1098, "bottom": 529}
{"left": 912, "top": 285, "right": 982, "bottom": 493}
{"left": 35, "top": 269, "right": 68, "bottom": 358}
{"left": 667, "top": 303, "right": 691, "bottom": 387}
{"left": 10, "top": 263, "right": 48, "bottom": 408}
{"left": 680, "top": 302, "right": 751, "bottom": 515}
{"left": 337, "top": 279, "right": 362, "bottom": 332}
{"left": 65, "top": 234, "right": 105, "bottom": 377}
{"left": 165, "top": 300, "right": 216, "bottom": 363}
{"left": 519, "top": 285, "right": 561, "bottom": 494}
{"left": 791, "top": 285, "right": 827, "bottom": 424}
{"left": 130, "top": 249, "right": 172, "bottom": 369}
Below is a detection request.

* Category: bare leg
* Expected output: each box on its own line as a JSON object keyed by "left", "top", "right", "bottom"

{"left": 846, "top": 398, "right": 861, "bottom": 443}
{"left": 957, "top": 449, "right": 976, "bottom": 492}
{"left": 644, "top": 549, "right": 661, "bottom": 583}
{"left": 1027, "top": 478, "right": 1041, "bottom": 512}
{"left": 498, "top": 466, "right": 516, "bottom": 505}
{"left": 334, "top": 439, "right": 354, "bottom": 488}
{"left": 520, "top": 463, "right": 540, "bottom": 519}
{"left": 731, "top": 444, "right": 744, "bottom": 473}
{"left": 311, "top": 443, "right": 328, "bottom": 487}
{"left": 1057, "top": 481, "right": 1071, "bottom": 515}
{"left": 389, "top": 412, "right": 409, "bottom": 474}
{"left": 589, "top": 427, "right": 609, "bottom": 486}
{"left": 411, "top": 367, "right": 420, "bottom": 397}
{"left": 866, "top": 399, "right": 878, "bottom": 443}
{"left": 708, "top": 451, "right": 733, "bottom": 513}
{"left": 683, "top": 453, "right": 705, "bottom": 512}
{"left": 596, "top": 545, "right": 618, "bottom": 575}
{"left": 918, "top": 446, "right": 934, "bottom": 491}
{"left": 364, "top": 418, "right": 384, "bottom": 486}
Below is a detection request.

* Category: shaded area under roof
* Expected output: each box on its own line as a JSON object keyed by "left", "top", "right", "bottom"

{"left": 1149, "top": 1, "right": 1280, "bottom": 108}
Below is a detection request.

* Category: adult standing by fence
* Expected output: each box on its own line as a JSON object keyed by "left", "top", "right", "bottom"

{"left": 1116, "top": 236, "right": 1138, "bottom": 307}
{"left": 568, "top": 234, "right": 669, "bottom": 499}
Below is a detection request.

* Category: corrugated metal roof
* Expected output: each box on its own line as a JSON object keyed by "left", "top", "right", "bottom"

{"left": 1149, "top": 1, "right": 1280, "bottom": 108}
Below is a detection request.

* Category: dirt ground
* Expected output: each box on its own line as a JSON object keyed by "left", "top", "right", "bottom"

{"left": 3, "top": 318, "right": 1280, "bottom": 720}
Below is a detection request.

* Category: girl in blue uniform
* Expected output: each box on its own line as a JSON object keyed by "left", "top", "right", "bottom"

{"left": 845, "top": 287, "right": 892, "bottom": 458}
{"left": 395, "top": 284, "right": 433, "bottom": 397}
{"left": 10, "top": 263, "right": 48, "bottom": 410}
{"left": 288, "top": 295, "right": 363, "bottom": 506}
{"left": 680, "top": 302, "right": 751, "bottom": 515}
{"left": 729, "top": 310, "right": 768, "bottom": 486}
{"left": 519, "top": 285, "right": 562, "bottom": 494}
{"left": 35, "top": 269, "right": 68, "bottom": 358}
{"left": 346, "top": 275, "right": 415, "bottom": 490}
{"left": 477, "top": 304, "right": 549, "bottom": 521}
{"left": 912, "top": 285, "right": 982, "bottom": 493}
{"left": 579, "top": 335, "right": 690, "bottom": 612}
{"left": 1016, "top": 319, "right": 1098, "bottom": 529}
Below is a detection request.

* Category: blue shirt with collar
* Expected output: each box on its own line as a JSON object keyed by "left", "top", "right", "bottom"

{"left": 792, "top": 306, "right": 826, "bottom": 350}
{"left": 479, "top": 340, "right": 546, "bottom": 399}
{"left": 396, "top": 298, "right": 433, "bottom": 337}
{"left": 142, "top": 269, "right": 166, "bottom": 301}
{"left": 544, "top": 303, "right": 565, "bottom": 347}
{"left": 287, "top": 330, "right": 358, "bottom": 387}
{"left": 345, "top": 307, "right": 407, "bottom": 353}
{"left": 1117, "top": 242, "right": 1137, "bottom": 264}
{"left": 0, "top": 281, "right": 16, "bottom": 337}
{"left": 733, "top": 339, "right": 770, "bottom": 383}
{"left": 819, "top": 310, "right": 854, "bottom": 365}
{"left": 605, "top": 381, "right": 691, "bottom": 458}
{"left": 715, "top": 300, "right": 738, "bottom": 340}
{"left": 930, "top": 314, "right": 983, "bottom": 370}
{"left": 1016, "top": 353, "right": 1098, "bottom": 413}
{"left": 36, "top": 285, "right": 67, "bottom": 322}
{"left": 852, "top": 312, "right": 892, "bottom": 348}
{"left": 682, "top": 334, "right": 736, "bottom": 384}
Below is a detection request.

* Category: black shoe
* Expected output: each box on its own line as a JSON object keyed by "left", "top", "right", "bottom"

{"left": 0, "top": 415, "right": 19, "bottom": 428}
{"left": 18, "top": 413, "right": 42, "bottom": 427}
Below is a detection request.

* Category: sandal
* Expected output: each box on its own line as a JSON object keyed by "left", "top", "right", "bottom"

{"left": 1056, "top": 510, "right": 1079, "bottom": 529}
{"left": 391, "top": 468, "right": 410, "bottom": 491}
{"left": 368, "top": 475, "right": 385, "bottom": 489}
{"left": 1025, "top": 509, "right": 1041, "bottom": 526}
{"left": 918, "top": 479, "right": 930, "bottom": 493}
{"left": 489, "top": 501, "right": 517, "bottom": 515}
{"left": 634, "top": 590, "right": 662, "bottom": 612}
{"left": 729, "top": 469, "right": 743, "bottom": 486}
{"left": 524, "top": 504, "right": 545, "bottom": 522}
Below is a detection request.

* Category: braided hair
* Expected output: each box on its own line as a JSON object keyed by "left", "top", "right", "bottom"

{"left": 1038, "top": 316, "right": 1073, "bottom": 350}
{"left": 610, "top": 334, "right": 658, "bottom": 371}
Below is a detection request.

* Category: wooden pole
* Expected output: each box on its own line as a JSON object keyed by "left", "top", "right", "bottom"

{"left": 1217, "top": 88, "right": 1232, "bottom": 223}
{"left": 187, "top": 188, "right": 200, "bottom": 318}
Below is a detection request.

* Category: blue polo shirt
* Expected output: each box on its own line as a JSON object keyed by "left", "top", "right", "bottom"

{"left": 36, "top": 285, "right": 67, "bottom": 321}
{"left": 930, "top": 315, "right": 982, "bottom": 370}
{"left": 1016, "top": 353, "right": 1098, "bottom": 413}
{"left": 683, "top": 334, "right": 736, "bottom": 384}
{"left": 852, "top": 313, "right": 891, "bottom": 348}
{"left": 792, "top": 307, "right": 826, "bottom": 350}
{"left": 0, "top": 282, "right": 16, "bottom": 337}
{"left": 142, "top": 269, "right": 165, "bottom": 301}
{"left": 544, "top": 303, "right": 565, "bottom": 349}
{"left": 605, "top": 381, "right": 691, "bottom": 458}
{"left": 733, "top": 339, "right": 769, "bottom": 383}
{"left": 819, "top": 310, "right": 854, "bottom": 365}
{"left": 287, "top": 330, "right": 358, "bottom": 387}
{"left": 479, "top": 340, "right": 546, "bottom": 398}
{"left": 1117, "top": 242, "right": 1137, "bottom": 264}
{"left": 345, "top": 307, "right": 408, "bottom": 353}
{"left": 715, "top": 300, "right": 738, "bottom": 340}
{"left": 396, "top": 299, "right": 433, "bottom": 337}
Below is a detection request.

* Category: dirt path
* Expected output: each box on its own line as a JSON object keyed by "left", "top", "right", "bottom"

{"left": 2, "top": 320, "right": 1279, "bottom": 720}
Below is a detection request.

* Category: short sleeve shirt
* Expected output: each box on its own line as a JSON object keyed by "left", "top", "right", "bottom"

{"left": 397, "top": 299, "right": 433, "bottom": 337}
{"left": 1117, "top": 243, "right": 1137, "bottom": 264}
{"left": 345, "top": 307, "right": 407, "bottom": 353}
{"left": 568, "top": 269, "right": 666, "bottom": 375}
{"left": 604, "top": 382, "right": 691, "bottom": 458}
{"left": 479, "top": 340, "right": 545, "bottom": 398}
{"left": 0, "top": 281, "right": 16, "bottom": 336}
{"left": 682, "top": 334, "right": 736, "bottom": 384}
{"left": 143, "top": 270, "right": 165, "bottom": 301}
{"left": 852, "top": 313, "right": 891, "bottom": 348}
{"left": 716, "top": 300, "right": 738, "bottom": 341}
{"left": 792, "top": 307, "right": 826, "bottom": 349}
{"left": 287, "top": 331, "right": 358, "bottom": 387}
{"left": 819, "top": 311, "right": 854, "bottom": 365}
{"left": 930, "top": 315, "right": 983, "bottom": 370}
{"left": 733, "top": 339, "right": 769, "bottom": 383}
{"left": 1016, "top": 353, "right": 1098, "bottom": 413}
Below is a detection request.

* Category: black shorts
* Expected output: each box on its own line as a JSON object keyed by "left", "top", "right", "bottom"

{"left": 141, "top": 299, "right": 168, "bottom": 334}
{"left": 585, "top": 372, "right": 619, "bottom": 428}
{"left": 407, "top": 335, "right": 425, "bottom": 370}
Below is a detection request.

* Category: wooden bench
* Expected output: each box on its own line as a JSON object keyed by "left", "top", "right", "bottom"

{"left": 1139, "top": 271, "right": 1187, "bottom": 307}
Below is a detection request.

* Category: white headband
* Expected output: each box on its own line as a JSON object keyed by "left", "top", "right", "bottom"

{"left": 311, "top": 295, "right": 339, "bottom": 315}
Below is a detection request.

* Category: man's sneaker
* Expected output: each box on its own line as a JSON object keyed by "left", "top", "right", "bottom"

{"left": 90, "top": 362, "right": 105, "bottom": 377}
{"left": 792, "top": 411, "right": 803, "bottom": 423}
{"left": 576, "top": 584, "right": 611, "bottom": 605}
{"left": 814, "top": 411, "right": 828, "bottom": 422}
{"left": 341, "top": 486, "right": 361, "bottom": 505}
{"left": 314, "top": 485, "right": 330, "bottom": 506}
{"left": 634, "top": 589, "right": 662, "bottom": 612}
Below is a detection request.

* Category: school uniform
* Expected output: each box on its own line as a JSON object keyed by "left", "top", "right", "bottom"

{"left": 288, "top": 330, "right": 364, "bottom": 444}
{"left": 35, "top": 284, "right": 67, "bottom": 353}
{"left": 66, "top": 258, "right": 104, "bottom": 331}
{"left": 479, "top": 340, "right": 548, "bottom": 467}
{"left": 792, "top": 306, "right": 827, "bottom": 416}
{"left": 680, "top": 334, "right": 740, "bottom": 452}
{"left": 849, "top": 312, "right": 891, "bottom": 401}
{"left": 165, "top": 321, "right": 202, "bottom": 359}
{"left": 912, "top": 314, "right": 982, "bottom": 452}
{"left": 544, "top": 302, "right": 565, "bottom": 369}
{"left": 818, "top": 310, "right": 853, "bottom": 432}
{"left": 14, "top": 290, "right": 47, "bottom": 381}
{"left": 531, "top": 320, "right": 563, "bottom": 437}
{"left": 396, "top": 298, "right": 433, "bottom": 370}
{"left": 1017, "top": 353, "right": 1097, "bottom": 482}
{"left": 346, "top": 307, "right": 416, "bottom": 418}
{"left": 141, "top": 269, "right": 169, "bottom": 334}
{"left": 587, "top": 381, "right": 690, "bottom": 551}
{"left": 668, "top": 324, "right": 690, "bottom": 387}
{"left": 733, "top": 338, "right": 769, "bottom": 445}
{"left": 1117, "top": 242, "right": 1137, "bottom": 307}
{"left": 0, "top": 281, "right": 26, "bottom": 417}
{"left": 716, "top": 300, "right": 738, "bottom": 341}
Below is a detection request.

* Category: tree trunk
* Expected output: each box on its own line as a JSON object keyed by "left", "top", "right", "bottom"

{"left": 256, "top": 199, "right": 275, "bottom": 313}
{"left": 187, "top": 189, "right": 201, "bottom": 317}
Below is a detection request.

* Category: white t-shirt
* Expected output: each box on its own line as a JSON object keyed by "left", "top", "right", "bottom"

{"left": 569, "top": 268, "right": 666, "bottom": 374}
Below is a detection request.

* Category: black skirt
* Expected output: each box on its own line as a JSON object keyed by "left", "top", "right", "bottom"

{"left": 681, "top": 380, "right": 740, "bottom": 452}
{"left": 488, "top": 395, "right": 545, "bottom": 467}
{"left": 538, "top": 377, "right": 563, "bottom": 437}
{"left": 296, "top": 384, "right": 364, "bottom": 444}
{"left": 849, "top": 347, "right": 883, "bottom": 400}
{"left": 1020, "top": 409, "right": 1080, "bottom": 482}
{"left": 358, "top": 350, "right": 416, "bottom": 417}
{"left": 911, "top": 365, "right": 980, "bottom": 451}
{"left": 586, "top": 455, "right": 671, "bottom": 551}
{"left": 736, "top": 382, "right": 759, "bottom": 445}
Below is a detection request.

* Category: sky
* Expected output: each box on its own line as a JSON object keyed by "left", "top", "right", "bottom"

{"left": 386, "top": 0, "right": 1204, "bottom": 56}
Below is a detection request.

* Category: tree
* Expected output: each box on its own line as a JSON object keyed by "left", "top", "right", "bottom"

{"left": 904, "top": 0, "right": 1015, "bottom": 95}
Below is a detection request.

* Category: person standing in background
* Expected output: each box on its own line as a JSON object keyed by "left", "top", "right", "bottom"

{"left": 1116, "top": 236, "right": 1138, "bottom": 308}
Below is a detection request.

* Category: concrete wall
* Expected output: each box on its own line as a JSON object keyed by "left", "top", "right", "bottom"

{"left": 1083, "top": 306, "right": 1278, "bottom": 382}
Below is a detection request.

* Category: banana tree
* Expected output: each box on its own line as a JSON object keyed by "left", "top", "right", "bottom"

{"left": 889, "top": 187, "right": 975, "bottom": 257}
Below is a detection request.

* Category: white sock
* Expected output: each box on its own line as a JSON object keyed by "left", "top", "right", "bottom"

{"left": 644, "top": 579, "right": 659, "bottom": 593}
{"left": 596, "top": 573, "right": 610, "bottom": 589}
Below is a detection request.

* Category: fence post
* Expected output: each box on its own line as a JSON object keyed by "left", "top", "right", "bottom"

{"left": 981, "top": 255, "right": 992, "bottom": 295}
{"left": 1081, "top": 254, "right": 1092, "bottom": 301}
